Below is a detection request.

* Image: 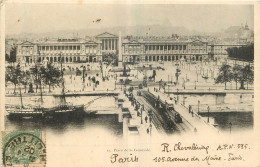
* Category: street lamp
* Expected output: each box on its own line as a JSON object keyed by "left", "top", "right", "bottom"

{"left": 229, "top": 122, "right": 232, "bottom": 135}
{"left": 141, "top": 107, "right": 143, "bottom": 124}
{"left": 148, "top": 109, "right": 153, "bottom": 123}
{"left": 168, "top": 84, "right": 170, "bottom": 96}
{"left": 207, "top": 106, "right": 210, "bottom": 123}
{"left": 198, "top": 100, "right": 200, "bottom": 114}
{"left": 183, "top": 95, "right": 186, "bottom": 106}
{"left": 150, "top": 123, "right": 152, "bottom": 136}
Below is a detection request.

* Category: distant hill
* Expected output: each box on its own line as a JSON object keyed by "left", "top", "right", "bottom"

{"left": 6, "top": 25, "right": 198, "bottom": 39}
{"left": 223, "top": 25, "right": 253, "bottom": 39}
{"left": 7, "top": 24, "right": 253, "bottom": 40}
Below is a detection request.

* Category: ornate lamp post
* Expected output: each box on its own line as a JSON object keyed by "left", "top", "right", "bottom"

{"left": 150, "top": 124, "right": 152, "bottom": 136}
{"left": 229, "top": 122, "right": 232, "bottom": 135}
{"left": 198, "top": 100, "right": 200, "bottom": 114}
{"left": 207, "top": 106, "right": 210, "bottom": 123}
{"left": 141, "top": 106, "right": 143, "bottom": 124}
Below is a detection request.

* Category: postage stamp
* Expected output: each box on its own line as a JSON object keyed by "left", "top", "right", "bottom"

{"left": 2, "top": 131, "right": 46, "bottom": 167}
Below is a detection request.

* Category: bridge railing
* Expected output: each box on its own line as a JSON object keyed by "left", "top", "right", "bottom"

{"left": 179, "top": 103, "right": 219, "bottom": 133}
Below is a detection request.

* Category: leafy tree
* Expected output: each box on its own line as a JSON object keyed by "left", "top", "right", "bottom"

{"left": 5, "top": 66, "right": 15, "bottom": 89}
{"left": 242, "top": 65, "right": 254, "bottom": 90}
{"left": 41, "top": 63, "right": 62, "bottom": 92}
{"left": 91, "top": 76, "right": 96, "bottom": 83}
{"left": 152, "top": 70, "right": 156, "bottom": 80}
{"left": 232, "top": 65, "right": 243, "bottom": 90}
{"left": 30, "top": 65, "right": 40, "bottom": 93}
{"left": 229, "top": 65, "right": 254, "bottom": 90}
{"left": 5, "top": 64, "right": 22, "bottom": 93}
{"left": 5, "top": 53, "right": 10, "bottom": 62}
{"left": 20, "top": 70, "right": 31, "bottom": 93}
{"left": 215, "top": 64, "right": 232, "bottom": 90}
{"left": 9, "top": 46, "right": 17, "bottom": 63}
{"left": 227, "top": 44, "right": 254, "bottom": 62}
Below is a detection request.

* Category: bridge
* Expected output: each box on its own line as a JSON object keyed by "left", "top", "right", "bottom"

{"left": 148, "top": 89, "right": 220, "bottom": 134}
{"left": 52, "top": 90, "right": 119, "bottom": 97}
{"left": 164, "top": 89, "right": 254, "bottom": 95}
{"left": 6, "top": 90, "right": 119, "bottom": 98}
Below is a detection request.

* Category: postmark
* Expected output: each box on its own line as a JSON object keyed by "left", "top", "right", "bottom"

{"left": 2, "top": 131, "right": 46, "bottom": 167}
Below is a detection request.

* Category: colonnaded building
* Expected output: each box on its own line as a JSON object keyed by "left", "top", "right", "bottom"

{"left": 16, "top": 32, "right": 118, "bottom": 64}
{"left": 15, "top": 32, "right": 247, "bottom": 65}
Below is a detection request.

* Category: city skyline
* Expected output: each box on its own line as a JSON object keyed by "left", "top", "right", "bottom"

{"left": 5, "top": 3, "right": 254, "bottom": 36}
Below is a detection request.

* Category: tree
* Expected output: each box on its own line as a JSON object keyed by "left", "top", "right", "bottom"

{"left": 5, "top": 66, "right": 15, "bottom": 89}
{"left": 152, "top": 70, "right": 156, "bottom": 81}
{"left": 9, "top": 46, "right": 17, "bottom": 63}
{"left": 30, "top": 65, "right": 40, "bottom": 93}
{"left": 5, "top": 53, "right": 10, "bottom": 62}
{"left": 91, "top": 76, "right": 96, "bottom": 83}
{"left": 242, "top": 65, "right": 254, "bottom": 90}
{"left": 5, "top": 64, "right": 22, "bottom": 93}
{"left": 41, "top": 63, "right": 62, "bottom": 92}
{"left": 215, "top": 64, "right": 232, "bottom": 90}
{"left": 20, "top": 70, "right": 31, "bottom": 93}
{"left": 232, "top": 65, "right": 243, "bottom": 90}
{"left": 227, "top": 44, "right": 254, "bottom": 62}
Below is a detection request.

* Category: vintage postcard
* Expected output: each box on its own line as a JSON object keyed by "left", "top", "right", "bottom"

{"left": 1, "top": 1, "right": 260, "bottom": 166}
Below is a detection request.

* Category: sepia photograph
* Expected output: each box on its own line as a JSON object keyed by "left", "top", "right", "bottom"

{"left": 1, "top": 1, "right": 259, "bottom": 167}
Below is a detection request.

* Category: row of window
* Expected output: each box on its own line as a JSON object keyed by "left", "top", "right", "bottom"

{"left": 38, "top": 45, "right": 81, "bottom": 51}
{"left": 36, "top": 56, "right": 98, "bottom": 63}
{"left": 36, "top": 56, "right": 80, "bottom": 63}
{"left": 144, "top": 45, "right": 187, "bottom": 51}
{"left": 143, "top": 55, "right": 202, "bottom": 61}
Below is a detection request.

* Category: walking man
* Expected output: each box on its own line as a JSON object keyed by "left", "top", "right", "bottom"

{"left": 189, "top": 105, "right": 192, "bottom": 113}
{"left": 145, "top": 116, "right": 148, "bottom": 123}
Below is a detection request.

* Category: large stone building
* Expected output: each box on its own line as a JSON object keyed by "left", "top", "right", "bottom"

{"left": 16, "top": 32, "right": 119, "bottom": 64}
{"left": 208, "top": 44, "right": 246, "bottom": 61}
{"left": 15, "top": 31, "right": 250, "bottom": 65}
{"left": 122, "top": 38, "right": 209, "bottom": 63}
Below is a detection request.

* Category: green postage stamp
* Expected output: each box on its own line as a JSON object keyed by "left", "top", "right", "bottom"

{"left": 2, "top": 131, "right": 46, "bottom": 167}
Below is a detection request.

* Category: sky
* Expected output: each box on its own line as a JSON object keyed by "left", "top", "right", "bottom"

{"left": 5, "top": 3, "right": 254, "bottom": 35}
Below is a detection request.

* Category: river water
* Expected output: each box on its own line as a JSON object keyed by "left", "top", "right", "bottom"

{"left": 5, "top": 93, "right": 253, "bottom": 136}
{"left": 180, "top": 94, "right": 254, "bottom": 133}
{"left": 5, "top": 96, "right": 123, "bottom": 137}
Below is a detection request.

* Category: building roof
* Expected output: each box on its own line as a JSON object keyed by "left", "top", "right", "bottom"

{"left": 95, "top": 32, "right": 118, "bottom": 38}
{"left": 20, "top": 41, "right": 35, "bottom": 45}
{"left": 18, "top": 38, "right": 102, "bottom": 45}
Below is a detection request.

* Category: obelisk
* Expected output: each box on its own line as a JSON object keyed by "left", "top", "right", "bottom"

{"left": 118, "top": 31, "right": 123, "bottom": 68}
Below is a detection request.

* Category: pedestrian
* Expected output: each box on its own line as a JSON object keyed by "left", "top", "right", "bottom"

{"left": 145, "top": 116, "right": 148, "bottom": 123}
{"left": 147, "top": 128, "right": 149, "bottom": 134}
{"left": 191, "top": 109, "right": 194, "bottom": 117}
{"left": 189, "top": 105, "right": 191, "bottom": 113}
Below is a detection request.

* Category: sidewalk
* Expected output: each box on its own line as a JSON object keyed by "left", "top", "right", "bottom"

{"left": 120, "top": 92, "right": 160, "bottom": 138}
